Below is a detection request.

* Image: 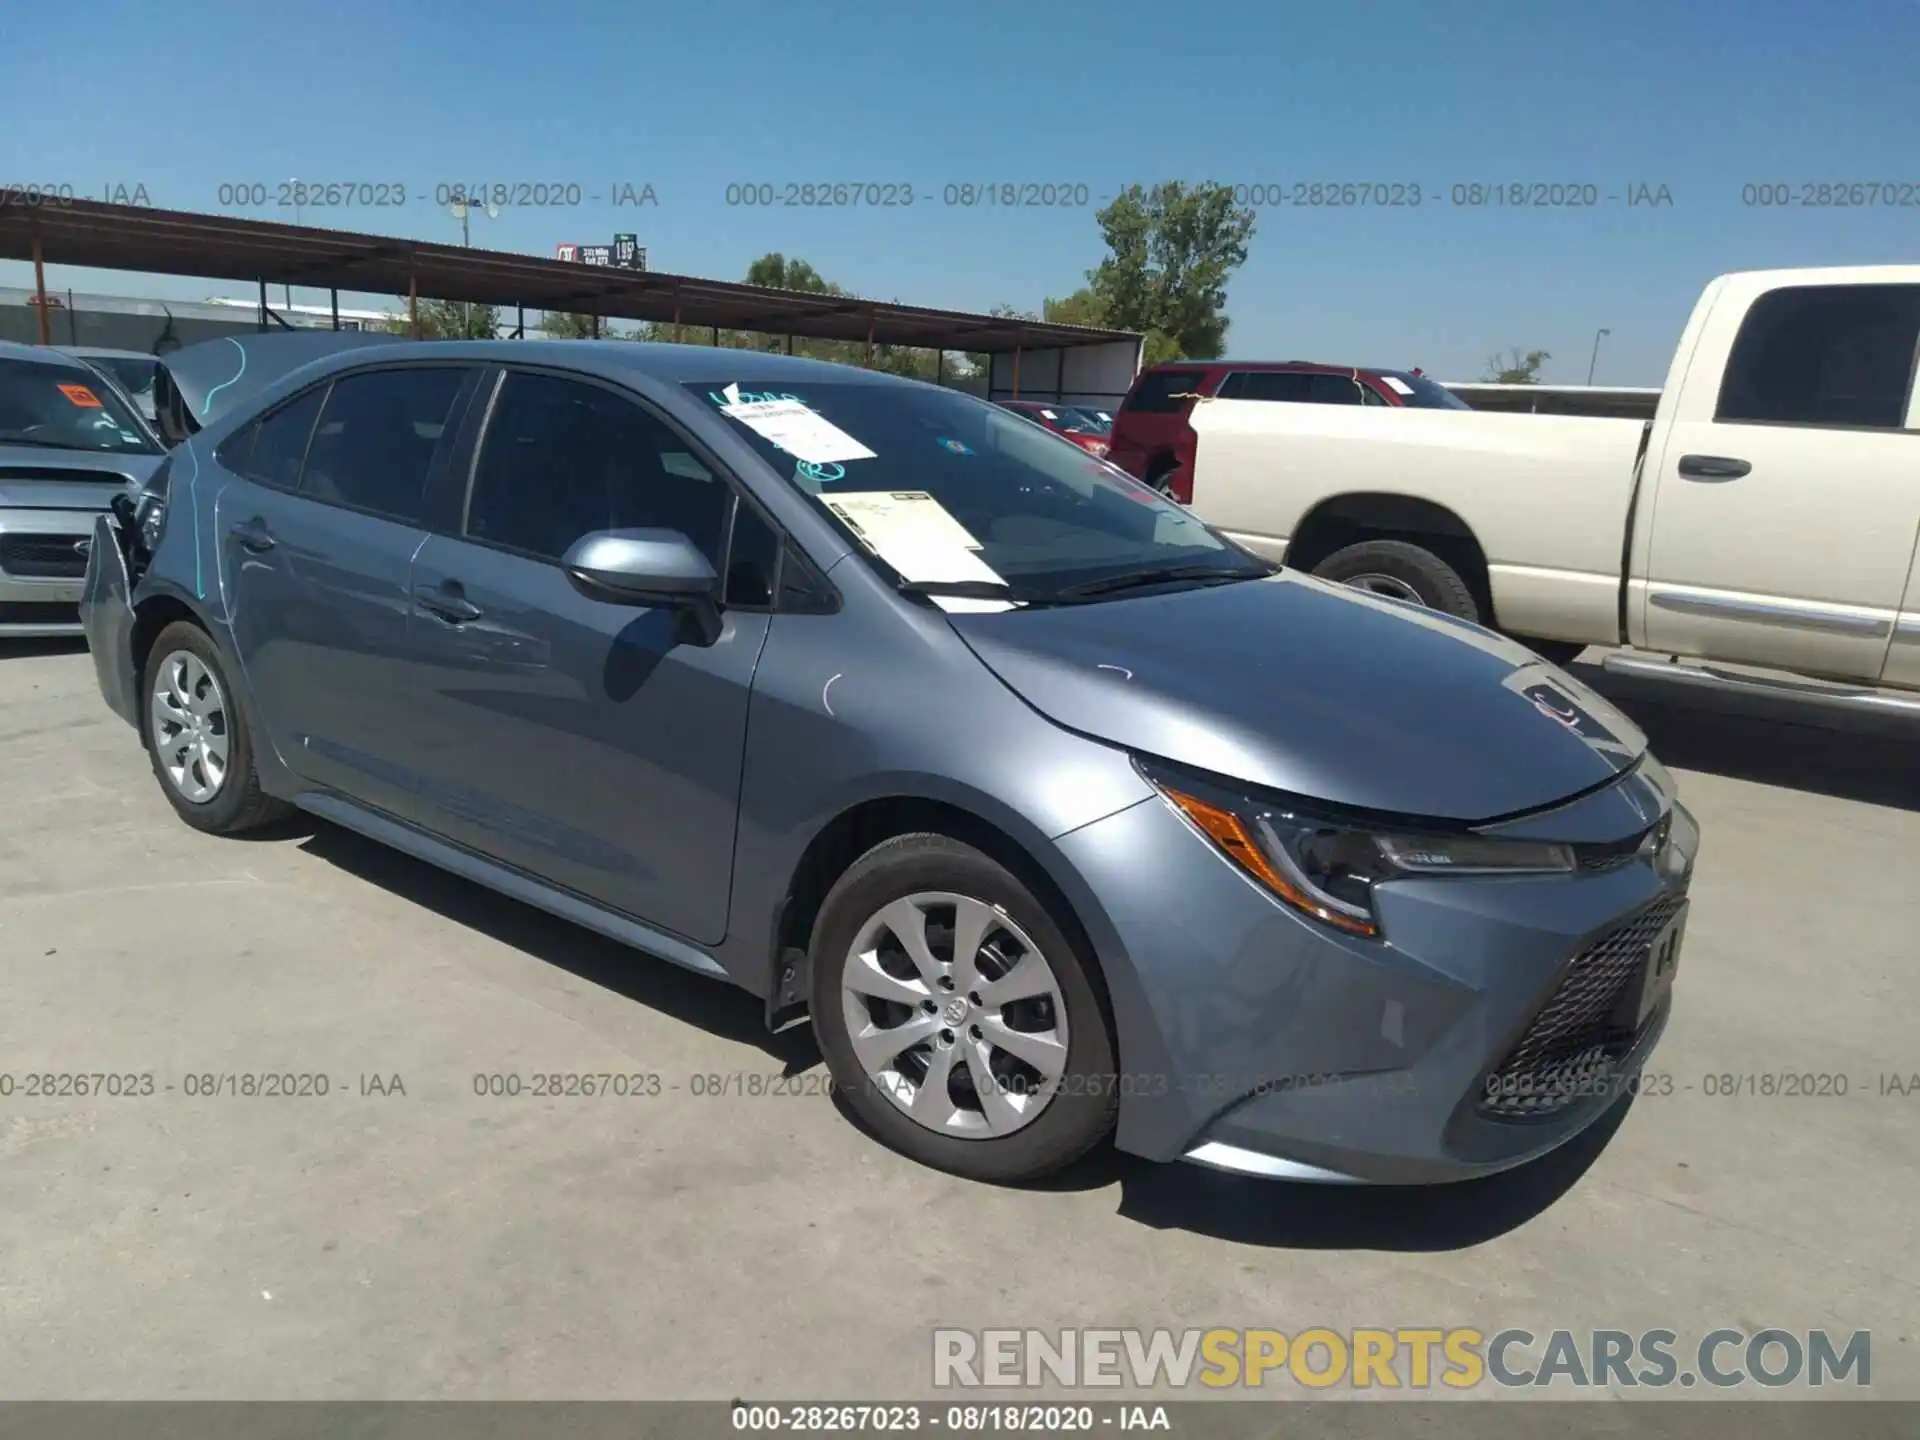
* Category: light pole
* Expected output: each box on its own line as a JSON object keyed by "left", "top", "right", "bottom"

{"left": 285, "top": 178, "right": 302, "bottom": 316}
{"left": 1586, "top": 328, "right": 1610, "bottom": 386}
{"left": 447, "top": 190, "right": 500, "bottom": 337}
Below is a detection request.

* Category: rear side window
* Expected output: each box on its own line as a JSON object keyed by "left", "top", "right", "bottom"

{"left": 218, "top": 386, "right": 325, "bottom": 490}
{"left": 300, "top": 368, "right": 471, "bottom": 523}
{"left": 1219, "top": 371, "right": 1311, "bottom": 402}
{"left": 1716, "top": 284, "right": 1920, "bottom": 430}
{"left": 1121, "top": 369, "right": 1207, "bottom": 412}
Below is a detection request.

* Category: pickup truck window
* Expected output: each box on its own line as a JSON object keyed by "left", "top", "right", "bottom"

{"left": 1716, "top": 284, "right": 1920, "bottom": 430}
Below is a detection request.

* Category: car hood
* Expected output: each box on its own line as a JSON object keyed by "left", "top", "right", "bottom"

{"left": 945, "top": 569, "right": 1647, "bottom": 824}
{"left": 0, "top": 446, "right": 160, "bottom": 510}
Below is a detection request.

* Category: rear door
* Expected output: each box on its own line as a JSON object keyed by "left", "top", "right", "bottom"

{"left": 401, "top": 367, "right": 776, "bottom": 945}
{"left": 216, "top": 363, "right": 481, "bottom": 813}
{"left": 1640, "top": 281, "right": 1920, "bottom": 680}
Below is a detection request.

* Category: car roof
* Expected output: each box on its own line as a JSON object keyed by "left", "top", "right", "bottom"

{"left": 1138, "top": 359, "right": 1383, "bottom": 376}
{"left": 288, "top": 337, "right": 930, "bottom": 391}
{"left": 57, "top": 346, "right": 159, "bottom": 361}
{"left": 0, "top": 340, "right": 100, "bottom": 372}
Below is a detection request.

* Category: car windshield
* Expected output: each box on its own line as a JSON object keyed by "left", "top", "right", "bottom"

{"left": 0, "top": 358, "right": 161, "bottom": 454}
{"left": 1063, "top": 407, "right": 1112, "bottom": 434}
{"left": 1381, "top": 371, "right": 1472, "bottom": 410}
{"left": 689, "top": 380, "right": 1271, "bottom": 601}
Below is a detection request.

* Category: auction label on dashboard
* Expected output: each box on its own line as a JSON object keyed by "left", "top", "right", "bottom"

{"left": 719, "top": 395, "right": 877, "bottom": 465}
{"left": 822, "top": 490, "right": 1007, "bottom": 593}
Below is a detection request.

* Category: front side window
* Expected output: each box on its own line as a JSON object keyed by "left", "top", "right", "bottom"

{"left": 688, "top": 379, "right": 1269, "bottom": 602}
{"left": 1219, "top": 371, "right": 1315, "bottom": 403}
{"left": 300, "top": 367, "right": 471, "bottom": 523}
{"left": 0, "top": 358, "right": 161, "bottom": 455}
{"left": 465, "top": 371, "right": 733, "bottom": 566}
{"left": 1716, "top": 284, "right": 1920, "bottom": 430}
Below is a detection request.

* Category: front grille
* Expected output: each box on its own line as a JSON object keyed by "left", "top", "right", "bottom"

{"left": 1477, "top": 892, "right": 1687, "bottom": 1120}
{"left": 0, "top": 601, "right": 81, "bottom": 626}
{"left": 0, "top": 534, "right": 90, "bottom": 579}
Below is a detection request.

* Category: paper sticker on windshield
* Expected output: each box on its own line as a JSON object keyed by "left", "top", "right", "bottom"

{"left": 57, "top": 383, "right": 103, "bottom": 408}
{"left": 1381, "top": 376, "right": 1414, "bottom": 396}
{"left": 719, "top": 397, "right": 877, "bottom": 465}
{"left": 823, "top": 490, "right": 1003, "bottom": 587}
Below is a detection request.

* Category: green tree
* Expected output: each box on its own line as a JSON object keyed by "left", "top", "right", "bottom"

{"left": 542, "top": 311, "right": 600, "bottom": 339}
{"left": 382, "top": 297, "right": 499, "bottom": 340}
{"left": 1483, "top": 347, "right": 1551, "bottom": 383}
{"left": 1043, "top": 288, "right": 1108, "bottom": 328}
{"left": 1084, "top": 182, "right": 1255, "bottom": 360}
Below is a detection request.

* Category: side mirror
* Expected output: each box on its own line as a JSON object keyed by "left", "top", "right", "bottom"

{"left": 561, "top": 528, "right": 718, "bottom": 607}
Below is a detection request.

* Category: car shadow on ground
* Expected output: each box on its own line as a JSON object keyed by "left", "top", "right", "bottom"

{"left": 0, "top": 637, "right": 91, "bottom": 662}
{"left": 1572, "top": 658, "right": 1920, "bottom": 811}
{"left": 293, "top": 820, "right": 822, "bottom": 1070}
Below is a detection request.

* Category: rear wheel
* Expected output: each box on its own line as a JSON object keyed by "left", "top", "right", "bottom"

{"left": 1311, "top": 538, "right": 1481, "bottom": 621}
{"left": 810, "top": 833, "right": 1117, "bottom": 1183}
{"left": 143, "top": 621, "right": 289, "bottom": 834}
{"left": 1143, "top": 454, "right": 1179, "bottom": 495}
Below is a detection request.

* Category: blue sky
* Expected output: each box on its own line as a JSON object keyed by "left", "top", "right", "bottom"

{"left": 5, "top": 0, "right": 1913, "bottom": 383}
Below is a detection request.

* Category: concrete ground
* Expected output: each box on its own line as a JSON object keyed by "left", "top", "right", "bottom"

{"left": 0, "top": 639, "right": 1915, "bottom": 1401}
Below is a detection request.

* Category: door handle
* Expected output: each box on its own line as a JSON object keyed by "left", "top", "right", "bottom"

{"left": 230, "top": 517, "right": 276, "bottom": 552}
{"left": 414, "top": 582, "right": 483, "bottom": 624}
{"left": 1677, "top": 454, "right": 1752, "bottom": 481}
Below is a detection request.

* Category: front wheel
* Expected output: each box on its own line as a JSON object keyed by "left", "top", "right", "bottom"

{"left": 143, "top": 621, "right": 290, "bottom": 834}
{"left": 1311, "top": 538, "right": 1481, "bottom": 621}
{"left": 810, "top": 834, "right": 1118, "bottom": 1183}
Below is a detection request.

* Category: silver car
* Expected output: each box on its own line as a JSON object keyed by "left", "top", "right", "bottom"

{"left": 82, "top": 335, "right": 1698, "bottom": 1185}
{"left": 0, "top": 341, "right": 163, "bottom": 638}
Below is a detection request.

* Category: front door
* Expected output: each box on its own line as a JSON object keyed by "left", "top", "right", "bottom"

{"left": 1641, "top": 282, "right": 1920, "bottom": 681}
{"left": 402, "top": 369, "right": 773, "bottom": 946}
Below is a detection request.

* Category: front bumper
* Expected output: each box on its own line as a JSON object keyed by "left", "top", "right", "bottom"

{"left": 79, "top": 512, "right": 142, "bottom": 728}
{"left": 1056, "top": 784, "right": 1697, "bottom": 1184}
{"left": 0, "top": 509, "right": 95, "bottom": 635}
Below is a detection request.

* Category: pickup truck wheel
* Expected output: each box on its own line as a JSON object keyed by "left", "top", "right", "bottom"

{"left": 1312, "top": 540, "right": 1481, "bottom": 622}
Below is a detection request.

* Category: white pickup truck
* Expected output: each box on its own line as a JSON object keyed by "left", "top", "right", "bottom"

{"left": 1185, "top": 265, "right": 1920, "bottom": 716}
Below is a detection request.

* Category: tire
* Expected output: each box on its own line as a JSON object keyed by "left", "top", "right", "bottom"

{"left": 1518, "top": 638, "right": 1587, "bottom": 668}
{"left": 810, "top": 833, "right": 1118, "bottom": 1183}
{"left": 1143, "top": 454, "right": 1178, "bottom": 494}
{"left": 1311, "top": 538, "right": 1481, "bottom": 621}
{"left": 142, "top": 621, "right": 290, "bottom": 834}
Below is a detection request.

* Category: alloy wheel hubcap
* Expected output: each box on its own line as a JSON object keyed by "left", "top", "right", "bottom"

{"left": 150, "top": 650, "right": 230, "bottom": 804}
{"left": 840, "top": 892, "right": 1070, "bottom": 1139}
{"left": 1344, "top": 572, "right": 1425, "bottom": 604}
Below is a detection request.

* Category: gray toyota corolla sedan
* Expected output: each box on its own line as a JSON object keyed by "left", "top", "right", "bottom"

{"left": 81, "top": 336, "right": 1697, "bottom": 1185}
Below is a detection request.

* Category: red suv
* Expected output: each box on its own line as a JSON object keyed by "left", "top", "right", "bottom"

{"left": 1107, "top": 361, "right": 1469, "bottom": 501}
{"left": 995, "top": 399, "right": 1113, "bottom": 457}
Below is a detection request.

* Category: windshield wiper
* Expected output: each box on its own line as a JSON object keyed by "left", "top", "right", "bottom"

{"left": 1057, "top": 563, "right": 1270, "bottom": 600}
{"left": 897, "top": 578, "right": 1058, "bottom": 606}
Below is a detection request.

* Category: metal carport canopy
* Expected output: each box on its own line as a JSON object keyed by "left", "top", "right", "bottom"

{"left": 0, "top": 199, "right": 1140, "bottom": 355}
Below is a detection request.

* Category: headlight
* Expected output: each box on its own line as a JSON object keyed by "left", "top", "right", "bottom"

{"left": 1136, "top": 760, "right": 1574, "bottom": 938}
{"left": 133, "top": 463, "right": 172, "bottom": 553}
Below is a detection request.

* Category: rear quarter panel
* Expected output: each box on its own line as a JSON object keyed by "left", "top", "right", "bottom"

{"left": 1187, "top": 399, "right": 1647, "bottom": 642}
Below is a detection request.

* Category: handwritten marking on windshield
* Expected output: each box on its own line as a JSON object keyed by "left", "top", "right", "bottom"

{"left": 821, "top": 672, "right": 842, "bottom": 716}
{"left": 1096, "top": 664, "right": 1133, "bottom": 680}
